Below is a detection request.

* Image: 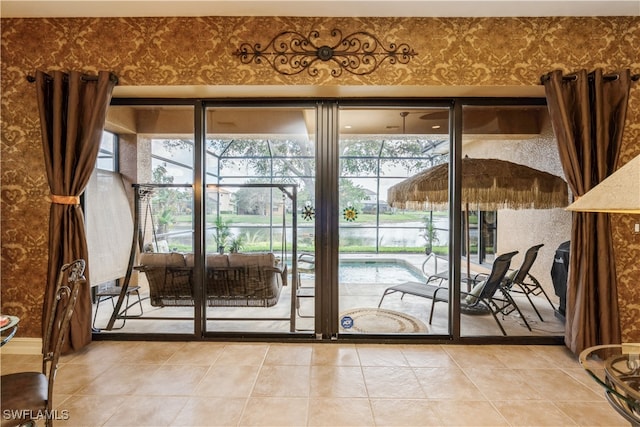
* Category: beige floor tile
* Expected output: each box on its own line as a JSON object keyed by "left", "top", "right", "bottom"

{"left": 311, "top": 343, "right": 360, "bottom": 366}
{"left": 464, "top": 367, "right": 545, "bottom": 400}
{"left": 215, "top": 343, "right": 269, "bottom": 366}
{"left": 103, "top": 395, "right": 189, "bottom": 426}
{"left": 52, "top": 393, "right": 72, "bottom": 410}
{"left": 414, "top": 367, "right": 485, "bottom": 400}
{"left": 493, "top": 400, "right": 578, "bottom": 426}
{"left": 239, "top": 397, "right": 308, "bottom": 426}
{"left": 264, "top": 343, "right": 313, "bottom": 365}
{"left": 443, "top": 345, "right": 510, "bottom": 369}
{"left": 356, "top": 344, "right": 410, "bottom": 367}
{"left": 252, "top": 364, "right": 310, "bottom": 397}
{"left": 400, "top": 344, "right": 458, "bottom": 367}
{"left": 53, "top": 394, "right": 126, "bottom": 427}
{"left": 491, "top": 344, "right": 560, "bottom": 369}
{"left": 514, "top": 368, "right": 603, "bottom": 401}
{"left": 308, "top": 397, "right": 374, "bottom": 426}
{"left": 76, "top": 363, "right": 161, "bottom": 395}
{"left": 54, "top": 362, "right": 113, "bottom": 395}
{"left": 554, "top": 401, "right": 630, "bottom": 426}
{"left": 529, "top": 345, "right": 581, "bottom": 369}
{"left": 310, "top": 365, "right": 368, "bottom": 397}
{"left": 123, "top": 340, "right": 187, "bottom": 364}
{"left": 370, "top": 398, "right": 443, "bottom": 426}
{"left": 195, "top": 364, "right": 260, "bottom": 397}
{"left": 362, "top": 366, "right": 425, "bottom": 398}
{"left": 170, "top": 397, "right": 247, "bottom": 426}
{"left": 562, "top": 367, "right": 608, "bottom": 396}
{"left": 432, "top": 400, "right": 509, "bottom": 426}
{"left": 166, "top": 341, "right": 226, "bottom": 365}
{"left": 133, "top": 364, "right": 210, "bottom": 395}
{"left": 65, "top": 341, "right": 144, "bottom": 365}
{"left": 20, "top": 340, "right": 615, "bottom": 427}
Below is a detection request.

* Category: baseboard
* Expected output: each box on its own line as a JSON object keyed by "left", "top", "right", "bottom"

{"left": 0, "top": 337, "right": 42, "bottom": 355}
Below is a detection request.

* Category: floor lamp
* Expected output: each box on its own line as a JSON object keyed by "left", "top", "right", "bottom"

{"left": 569, "top": 154, "right": 640, "bottom": 425}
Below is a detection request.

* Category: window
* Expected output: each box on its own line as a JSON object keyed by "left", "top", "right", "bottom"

{"left": 96, "top": 131, "right": 117, "bottom": 171}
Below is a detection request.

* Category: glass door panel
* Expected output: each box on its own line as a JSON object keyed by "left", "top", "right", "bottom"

{"left": 204, "top": 106, "right": 316, "bottom": 334}
{"left": 94, "top": 104, "right": 196, "bottom": 335}
{"left": 338, "top": 107, "right": 450, "bottom": 336}
{"left": 459, "top": 104, "right": 569, "bottom": 337}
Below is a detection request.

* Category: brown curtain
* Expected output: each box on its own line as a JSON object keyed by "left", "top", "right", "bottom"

{"left": 35, "top": 70, "right": 117, "bottom": 352}
{"left": 542, "top": 68, "right": 633, "bottom": 354}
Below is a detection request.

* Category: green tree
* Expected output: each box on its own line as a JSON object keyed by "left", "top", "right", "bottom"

{"left": 338, "top": 179, "right": 368, "bottom": 211}
{"left": 213, "top": 217, "right": 231, "bottom": 252}
{"left": 420, "top": 213, "right": 440, "bottom": 254}
{"left": 159, "top": 136, "right": 445, "bottom": 210}
{"left": 234, "top": 183, "right": 272, "bottom": 215}
{"left": 151, "top": 164, "right": 191, "bottom": 235}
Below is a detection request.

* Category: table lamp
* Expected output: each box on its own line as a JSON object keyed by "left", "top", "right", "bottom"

{"left": 566, "top": 154, "right": 640, "bottom": 214}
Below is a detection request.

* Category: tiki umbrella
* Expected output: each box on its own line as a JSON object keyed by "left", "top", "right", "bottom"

{"left": 388, "top": 157, "right": 568, "bottom": 279}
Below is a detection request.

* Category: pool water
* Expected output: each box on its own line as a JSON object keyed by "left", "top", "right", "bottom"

{"left": 338, "top": 261, "right": 425, "bottom": 284}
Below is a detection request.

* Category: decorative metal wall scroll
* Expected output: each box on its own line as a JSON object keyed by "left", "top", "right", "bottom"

{"left": 235, "top": 29, "right": 417, "bottom": 77}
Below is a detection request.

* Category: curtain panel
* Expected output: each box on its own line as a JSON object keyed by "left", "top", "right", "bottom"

{"left": 35, "top": 70, "right": 117, "bottom": 352}
{"left": 542, "top": 68, "right": 633, "bottom": 354}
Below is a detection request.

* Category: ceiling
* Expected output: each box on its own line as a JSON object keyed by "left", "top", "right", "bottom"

{"left": 1, "top": 0, "right": 638, "bottom": 18}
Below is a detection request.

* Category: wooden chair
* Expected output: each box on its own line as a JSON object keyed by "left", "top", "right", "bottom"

{"left": 1, "top": 259, "right": 86, "bottom": 427}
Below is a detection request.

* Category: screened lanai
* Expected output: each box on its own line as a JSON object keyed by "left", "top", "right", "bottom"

{"left": 90, "top": 102, "right": 568, "bottom": 340}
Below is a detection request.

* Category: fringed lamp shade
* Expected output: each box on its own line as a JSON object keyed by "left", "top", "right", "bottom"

{"left": 388, "top": 157, "right": 569, "bottom": 211}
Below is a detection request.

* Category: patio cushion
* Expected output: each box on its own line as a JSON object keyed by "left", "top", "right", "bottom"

{"left": 184, "top": 254, "right": 230, "bottom": 268}
{"left": 137, "top": 252, "right": 283, "bottom": 308}
{"left": 228, "top": 252, "right": 278, "bottom": 267}
{"left": 464, "top": 280, "right": 486, "bottom": 304}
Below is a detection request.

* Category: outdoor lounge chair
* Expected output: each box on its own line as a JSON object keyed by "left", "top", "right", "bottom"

{"left": 504, "top": 243, "right": 556, "bottom": 321}
{"left": 378, "top": 251, "right": 527, "bottom": 336}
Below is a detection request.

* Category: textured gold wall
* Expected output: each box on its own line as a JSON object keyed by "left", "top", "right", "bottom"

{"left": 1, "top": 16, "right": 639, "bottom": 340}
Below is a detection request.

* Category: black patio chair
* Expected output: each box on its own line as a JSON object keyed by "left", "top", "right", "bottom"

{"left": 504, "top": 244, "right": 556, "bottom": 321}
{"left": 295, "top": 252, "right": 315, "bottom": 318}
{"left": 379, "top": 251, "right": 525, "bottom": 336}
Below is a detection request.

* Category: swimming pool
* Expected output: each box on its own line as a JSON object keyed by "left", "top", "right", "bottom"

{"left": 338, "top": 260, "right": 426, "bottom": 284}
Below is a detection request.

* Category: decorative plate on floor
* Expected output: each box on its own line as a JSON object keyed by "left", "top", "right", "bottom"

{"left": 339, "top": 308, "right": 428, "bottom": 333}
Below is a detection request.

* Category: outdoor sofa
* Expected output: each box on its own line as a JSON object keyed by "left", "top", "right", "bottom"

{"left": 136, "top": 252, "right": 285, "bottom": 308}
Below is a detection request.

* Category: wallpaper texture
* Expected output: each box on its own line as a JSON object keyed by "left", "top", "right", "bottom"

{"left": 1, "top": 16, "right": 639, "bottom": 340}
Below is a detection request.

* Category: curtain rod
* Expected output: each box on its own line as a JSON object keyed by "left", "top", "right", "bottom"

{"left": 26, "top": 72, "right": 119, "bottom": 84}
{"left": 540, "top": 72, "right": 640, "bottom": 84}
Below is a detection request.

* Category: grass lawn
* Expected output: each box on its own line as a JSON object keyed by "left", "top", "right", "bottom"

{"left": 174, "top": 211, "right": 447, "bottom": 225}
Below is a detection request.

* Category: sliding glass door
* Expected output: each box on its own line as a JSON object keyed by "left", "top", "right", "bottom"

{"left": 94, "top": 103, "right": 197, "bottom": 336}
{"left": 458, "top": 102, "right": 569, "bottom": 338}
{"left": 337, "top": 106, "right": 451, "bottom": 336}
{"left": 203, "top": 105, "right": 317, "bottom": 334}
{"left": 94, "top": 98, "right": 567, "bottom": 342}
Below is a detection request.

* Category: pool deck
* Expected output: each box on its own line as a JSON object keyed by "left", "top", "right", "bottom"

{"left": 93, "top": 251, "right": 563, "bottom": 337}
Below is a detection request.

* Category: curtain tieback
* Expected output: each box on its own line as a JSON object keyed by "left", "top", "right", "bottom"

{"left": 50, "top": 195, "right": 80, "bottom": 205}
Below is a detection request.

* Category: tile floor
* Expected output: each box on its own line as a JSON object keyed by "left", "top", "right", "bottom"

{"left": 0, "top": 341, "right": 628, "bottom": 426}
